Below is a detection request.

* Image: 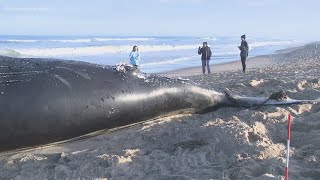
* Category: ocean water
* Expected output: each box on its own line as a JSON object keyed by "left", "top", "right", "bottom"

{"left": 0, "top": 35, "right": 304, "bottom": 73}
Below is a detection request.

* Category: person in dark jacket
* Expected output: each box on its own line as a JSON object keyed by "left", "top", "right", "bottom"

{"left": 238, "top": 34, "right": 249, "bottom": 73}
{"left": 198, "top": 42, "right": 212, "bottom": 74}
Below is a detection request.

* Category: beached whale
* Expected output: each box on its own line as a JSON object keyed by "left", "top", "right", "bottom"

{"left": 0, "top": 56, "right": 319, "bottom": 152}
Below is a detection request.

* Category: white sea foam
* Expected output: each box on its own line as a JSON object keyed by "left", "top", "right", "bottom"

{"left": 2, "top": 39, "right": 92, "bottom": 43}
{"left": 214, "top": 51, "right": 239, "bottom": 56}
{"left": 0, "top": 36, "right": 303, "bottom": 74}
{"left": 4, "top": 39, "right": 40, "bottom": 43}
{"left": 1, "top": 37, "right": 154, "bottom": 44}
{"left": 93, "top": 38, "right": 155, "bottom": 41}
{"left": 48, "top": 39, "right": 92, "bottom": 43}
{"left": 249, "top": 40, "right": 300, "bottom": 48}
{"left": 2, "top": 39, "right": 300, "bottom": 60}
{"left": 140, "top": 52, "right": 240, "bottom": 69}
{"left": 201, "top": 37, "right": 217, "bottom": 41}
{"left": 141, "top": 56, "right": 198, "bottom": 67}
{"left": 14, "top": 44, "right": 199, "bottom": 57}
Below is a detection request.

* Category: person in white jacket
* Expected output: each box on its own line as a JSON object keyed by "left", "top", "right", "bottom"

{"left": 129, "top": 45, "right": 140, "bottom": 68}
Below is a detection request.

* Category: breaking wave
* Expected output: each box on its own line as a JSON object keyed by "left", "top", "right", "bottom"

{"left": 13, "top": 44, "right": 199, "bottom": 57}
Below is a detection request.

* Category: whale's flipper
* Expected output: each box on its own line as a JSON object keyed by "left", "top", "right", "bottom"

{"left": 224, "top": 91, "right": 320, "bottom": 108}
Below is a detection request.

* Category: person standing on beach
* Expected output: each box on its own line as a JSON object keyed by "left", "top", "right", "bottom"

{"left": 238, "top": 35, "right": 249, "bottom": 73}
{"left": 129, "top": 45, "right": 140, "bottom": 68}
{"left": 198, "top": 42, "right": 212, "bottom": 75}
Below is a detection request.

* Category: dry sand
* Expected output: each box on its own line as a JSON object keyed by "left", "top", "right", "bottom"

{"left": 1, "top": 43, "right": 320, "bottom": 179}
{"left": 160, "top": 55, "right": 277, "bottom": 78}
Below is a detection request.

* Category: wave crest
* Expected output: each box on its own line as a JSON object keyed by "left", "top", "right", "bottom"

{"left": 0, "top": 37, "right": 155, "bottom": 44}
{"left": 14, "top": 44, "right": 199, "bottom": 57}
{"left": 0, "top": 49, "right": 21, "bottom": 57}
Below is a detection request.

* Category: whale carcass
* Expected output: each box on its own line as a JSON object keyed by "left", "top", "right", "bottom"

{"left": 0, "top": 56, "right": 318, "bottom": 152}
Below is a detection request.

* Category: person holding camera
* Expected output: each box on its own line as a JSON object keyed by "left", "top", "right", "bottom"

{"left": 198, "top": 42, "right": 212, "bottom": 75}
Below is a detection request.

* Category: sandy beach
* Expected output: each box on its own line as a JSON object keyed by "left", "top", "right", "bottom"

{"left": 1, "top": 43, "right": 320, "bottom": 179}
{"left": 160, "top": 55, "right": 276, "bottom": 78}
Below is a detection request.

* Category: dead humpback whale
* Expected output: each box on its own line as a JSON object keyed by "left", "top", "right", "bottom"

{"left": 0, "top": 56, "right": 319, "bottom": 152}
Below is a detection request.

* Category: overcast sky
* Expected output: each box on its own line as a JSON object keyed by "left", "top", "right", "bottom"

{"left": 0, "top": 0, "right": 319, "bottom": 40}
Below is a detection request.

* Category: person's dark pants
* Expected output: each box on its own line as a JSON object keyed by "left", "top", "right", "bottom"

{"left": 202, "top": 60, "right": 211, "bottom": 74}
{"left": 241, "top": 56, "right": 246, "bottom": 72}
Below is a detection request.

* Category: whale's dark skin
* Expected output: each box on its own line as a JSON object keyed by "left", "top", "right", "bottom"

{"left": 0, "top": 56, "right": 318, "bottom": 152}
{"left": 0, "top": 56, "right": 224, "bottom": 152}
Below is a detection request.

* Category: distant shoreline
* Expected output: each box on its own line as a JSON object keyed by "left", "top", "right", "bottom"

{"left": 157, "top": 44, "right": 305, "bottom": 77}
